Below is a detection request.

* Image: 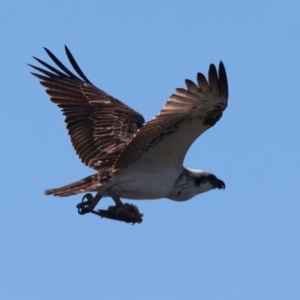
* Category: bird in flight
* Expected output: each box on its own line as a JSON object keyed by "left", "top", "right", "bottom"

{"left": 29, "top": 46, "right": 228, "bottom": 224}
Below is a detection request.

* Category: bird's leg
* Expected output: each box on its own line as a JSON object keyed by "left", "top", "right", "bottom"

{"left": 105, "top": 194, "right": 126, "bottom": 214}
{"left": 111, "top": 195, "right": 123, "bottom": 207}
{"left": 76, "top": 192, "right": 102, "bottom": 215}
{"left": 108, "top": 195, "right": 137, "bottom": 219}
{"left": 108, "top": 193, "right": 128, "bottom": 214}
{"left": 89, "top": 193, "right": 143, "bottom": 224}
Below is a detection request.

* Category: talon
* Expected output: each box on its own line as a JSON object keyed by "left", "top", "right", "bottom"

{"left": 76, "top": 193, "right": 94, "bottom": 215}
{"left": 82, "top": 193, "right": 93, "bottom": 203}
{"left": 76, "top": 202, "right": 87, "bottom": 209}
{"left": 78, "top": 207, "right": 91, "bottom": 215}
{"left": 76, "top": 200, "right": 90, "bottom": 209}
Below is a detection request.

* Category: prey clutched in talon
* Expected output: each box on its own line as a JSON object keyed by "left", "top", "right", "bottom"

{"left": 91, "top": 203, "right": 143, "bottom": 224}
{"left": 75, "top": 192, "right": 143, "bottom": 224}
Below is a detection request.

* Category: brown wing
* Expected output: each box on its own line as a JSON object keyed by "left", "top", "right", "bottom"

{"left": 29, "top": 46, "right": 145, "bottom": 171}
{"left": 114, "top": 62, "right": 228, "bottom": 170}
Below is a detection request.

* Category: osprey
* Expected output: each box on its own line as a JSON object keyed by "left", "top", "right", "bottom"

{"left": 29, "top": 46, "right": 228, "bottom": 223}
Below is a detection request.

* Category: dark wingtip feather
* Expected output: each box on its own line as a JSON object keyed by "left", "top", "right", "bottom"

{"left": 185, "top": 79, "right": 199, "bottom": 92}
{"left": 31, "top": 56, "right": 66, "bottom": 77}
{"left": 29, "top": 46, "right": 92, "bottom": 84}
{"left": 43, "top": 47, "right": 80, "bottom": 80}
{"left": 30, "top": 72, "right": 49, "bottom": 81}
{"left": 197, "top": 73, "right": 210, "bottom": 91}
{"left": 44, "top": 189, "right": 52, "bottom": 195}
{"left": 208, "top": 64, "right": 219, "bottom": 94}
{"left": 28, "top": 63, "right": 61, "bottom": 78}
{"left": 218, "top": 61, "right": 228, "bottom": 101}
{"left": 64, "top": 45, "right": 91, "bottom": 83}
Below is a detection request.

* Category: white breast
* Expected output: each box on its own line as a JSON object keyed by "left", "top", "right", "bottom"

{"left": 105, "top": 163, "right": 182, "bottom": 200}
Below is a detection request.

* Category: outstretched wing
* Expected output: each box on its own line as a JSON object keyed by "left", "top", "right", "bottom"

{"left": 29, "top": 46, "right": 145, "bottom": 171}
{"left": 114, "top": 62, "right": 228, "bottom": 170}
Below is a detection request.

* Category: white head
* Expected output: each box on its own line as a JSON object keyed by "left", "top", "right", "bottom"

{"left": 168, "top": 168, "right": 225, "bottom": 201}
{"left": 187, "top": 168, "right": 225, "bottom": 195}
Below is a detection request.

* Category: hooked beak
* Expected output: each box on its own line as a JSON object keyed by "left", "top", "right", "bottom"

{"left": 217, "top": 179, "right": 226, "bottom": 190}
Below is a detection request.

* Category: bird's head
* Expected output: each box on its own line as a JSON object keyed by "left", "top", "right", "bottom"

{"left": 187, "top": 169, "right": 225, "bottom": 194}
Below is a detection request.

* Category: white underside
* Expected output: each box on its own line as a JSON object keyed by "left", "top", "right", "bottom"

{"left": 94, "top": 163, "right": 216, "bottom": 202}
{"left": 99, "top": 163, "right": 183, "bottom": 200}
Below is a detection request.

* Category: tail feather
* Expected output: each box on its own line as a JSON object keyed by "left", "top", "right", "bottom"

{"left": 45, "top": 174, "right": 99, "bottom": 197}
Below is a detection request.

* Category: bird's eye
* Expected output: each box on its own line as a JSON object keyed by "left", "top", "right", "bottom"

{"left": 207, "top": 175, "right": 216, "bottom": 182}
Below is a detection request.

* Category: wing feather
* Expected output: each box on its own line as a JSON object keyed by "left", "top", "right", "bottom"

{"left": 197, "top": 72, "right": 210, "bottom": 91}
{"left": 114, "top": 62, "right": 228, "bottom": 170}
{"left": 208, "top": 64, "right": 219, "bottom": 94}
{"left": 29, "top": 46, "right": 145, "bottom": 171}
{"left": 185, "top": 79, "right": 200, "bottom": 92}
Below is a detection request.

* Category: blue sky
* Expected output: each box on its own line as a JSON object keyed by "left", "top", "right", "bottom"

{"left": 1, "top": 0, "right": 299, "bottom": 299}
